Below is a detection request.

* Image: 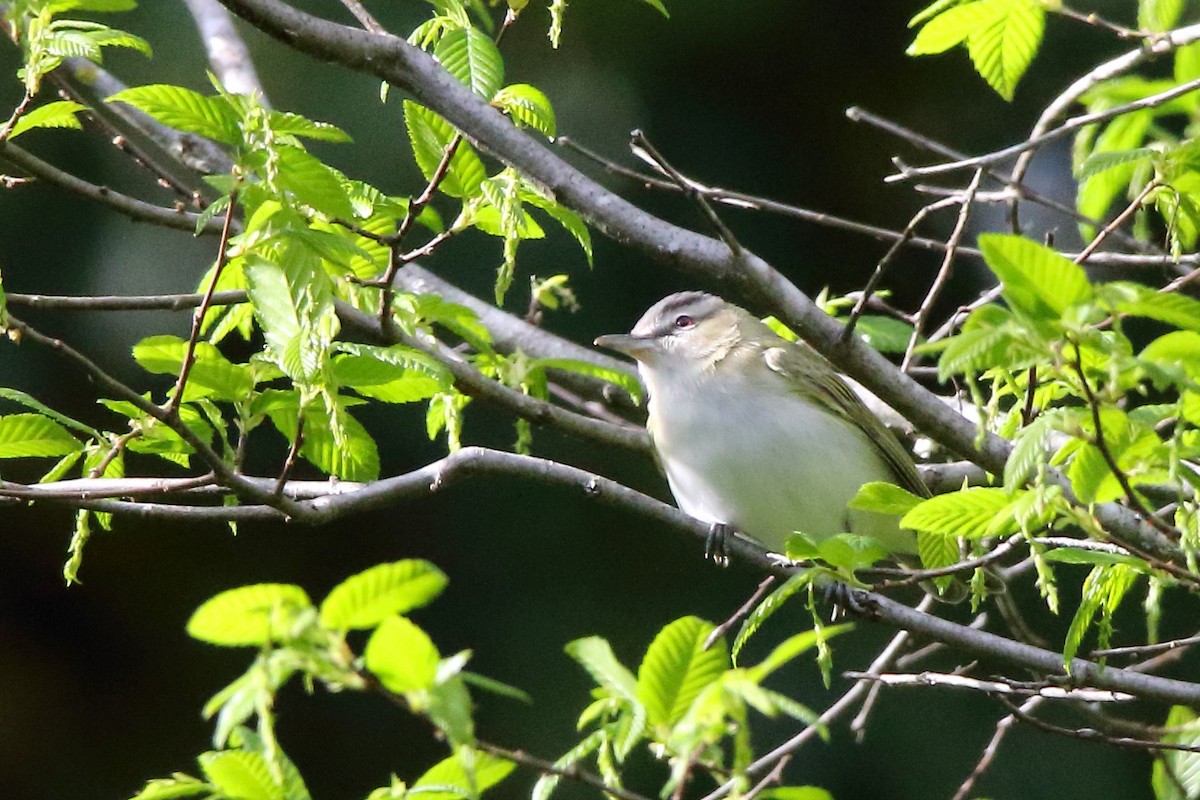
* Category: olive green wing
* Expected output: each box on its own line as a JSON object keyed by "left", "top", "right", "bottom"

{"left": 762, "top": 343, "right": 931, "bottom": 499}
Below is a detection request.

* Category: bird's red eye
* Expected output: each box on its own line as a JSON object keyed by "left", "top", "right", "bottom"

{"left": 674, "top": 314, "right": 695, "bottom": 329}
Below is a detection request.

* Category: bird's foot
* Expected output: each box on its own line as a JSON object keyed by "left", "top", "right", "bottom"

{"left": 705, "top": 522, "right": 731, "bottom": 567}
{"left": 823, "top": 581, "right": 879, "bottom": 620}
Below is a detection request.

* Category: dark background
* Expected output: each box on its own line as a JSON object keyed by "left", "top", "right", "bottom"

{"left": 0, "top": 1, "right": 1184, "bottom": 799}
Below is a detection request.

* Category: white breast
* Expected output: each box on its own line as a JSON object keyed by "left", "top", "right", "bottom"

{"left": 644, "top": 365, "right": 915, "bottom": 555}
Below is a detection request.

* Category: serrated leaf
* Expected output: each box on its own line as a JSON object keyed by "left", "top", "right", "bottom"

{"left": 1153, "top": 706, "right": 1200, "bottom": 800}
{"left": 0, "top": 413, "right": 82, "bottom": 458}
{"left": 523, "top": 192, "right": 593, "bottom": 265}
{"left": 901, "top": 487, "right": 1015, "bottom": 538}
{"left": 274, "top": 144, "right": 355, "bottom": 219}
{"left": 1076, "top": 112, "right": 1152, "bottom": 235}
{"left": 636, "top": 616, "right": 728, "bottom": 729}
{"left": 108, "top": 84, "right": 240, "bottom": 144}
{"left": 332, "top": 343, "right": 452, "bottom": 404}
{"left": 966, "top": 0, "right": 1044, "bottom": 101}
{"left": 848, "top": 481, "right": 923, "bottom": 515}
{"left": 434, "top": 27, "right": 504, "bottom": 99}
{"left": 917, "top": 528, "right": 961, "bottom": 573}
{"left": 978, "top": 233, "right": 1092, "bottom": 321}
{"left": 127, "top": 774, "right": 210, "bottom": 800}
{"left": 319, "top": 560, "right": 448, "bottom": 630}
{"left": 749, "top": 624, "right": 853, "bottom": 681}
{"left": 533, "top": 358, "right": 641, "bottom": 402}
{"left": 413, "top": 750, "right": 515, "bottom": 800}
{"left": 199, "top": 750, "right": 280, "bottom": 800}
{"left": 132, "top": 335, "right": 255, "bottom": 402}
{"left": 365, "top": 615, "right": 440, "bottom": 695}
{"left": 493, "top": 83, "right": 556, "bottom": 137}
{"left": 1004, "top": 411, "right": 1059, "bottom": 491}
{"left": 565, "top": 636, "right": 639, "bottom": 701}
{"left": 403, "top": 101, "right": 487, "bottom": 198}
{"left": 907, "top": 0, "right": 995, "bottom": 55}
{"left": 267, "top": 110, "right": 351, "bottom": 142}
{"left": 8, "top": 99, "right": 86, "bottom": 139}
{"left": 262, "top": 394, "right": 379, "bottom": 481}
{"left": 1077, "top": 147, "right": 1155, "bottom": 182}
{"left": 1115, "top": 286, "right": 1200, "bottom": 332}
{"left": 731, "top": 571, "right": 816, "bottom": 665}
{"left": 187, "top": 584, "right": 312, "bottom": 647}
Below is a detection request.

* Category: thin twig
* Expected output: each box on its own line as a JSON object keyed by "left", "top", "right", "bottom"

{"left": 629, "top": 129, "right": 743, "bottom": 255}
{"left": 0, "top": 141, "right": 222, "bottom": 233}
{"left": 841, "top": 196, "right": 956, "bottom": 342}
{"left": 1091, "top": 632, "right": 1200, "bottom": 659}
{"left": 165, "top": 184, "right": 240, "bottom": 416}
{"left": 1074, "top": 180, "right": 1159, "bottom": 265}
{"left": 1069, "top": 338, "right": 1181, "bottom": 541}
{"left": 902, "top": 168, "right": 984, "bottom": 372}
{"left": 703, "top": 576, "right": 776, "bottom": 651}
{"left": 951, "top": 697, "right": 1041, "bottom": 800}
{"left": 844, "top": 671, "right": 1134, "bottom": 702}
{"left": 995, "top": 694, "right": 1200, "bottom": 753}
{"left": 477, "top": 742, "right": 656, "bottom": 800}
{"left": 891, "top": 76, "right": 1200, "bottom": 182}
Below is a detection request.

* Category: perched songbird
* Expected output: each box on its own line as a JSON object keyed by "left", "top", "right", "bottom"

{"left": 595, "top": 291, "right": 948, "bottom": 591}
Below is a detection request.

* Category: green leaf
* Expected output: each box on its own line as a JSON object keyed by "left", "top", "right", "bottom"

{"left": 565, "top": 636, "right": 639, "bottom": 701}
{"left": 274, "top": 144, "right": 355, "bottom": 219}
{"left": 1139, "top": 0, "right": 1184, "bottom": 32}
{"left": 132, "top": 335, "right": 255, "bottom": 402}
{"left": 434, "top": 26, "right": 504, "bottom": 99}
{"left": 636, "top": 616, "right": 729, "bottom": 729}
{"left": 261, "top": 393, "right": 379, "bottom": 481}
{"left": 244, "top": 247, "right": 337, "bottom": 385}
{"left": 901, "top": 487, "right": 1017, "bottom": 538}
{"left": 108, "top": 84, "right": 240, "bottom": 144}
{"left": 520, "top": 191, "right": 593, "bottom": 266}
{"left": 759, "top": 788, "right": 834, "bottom": 800}
{"left": 848, "top": 315, "right": 916, "bottom": 354}
{"left": 403, "top": 101, "right": 487, "bottom": 198}
{"left": 366, "top": 615, "right": 440, "bottom": 695}
{"left": 1004, "top": 410, "right": 1058, "bottom": 491}
{"left": 965, "top": 0, "right": 1044, "bottom": 101}
{"left": 1141, "top": 331, "right": 1200, "bottom": 375}
{"left": 731, "top": 571, "right": 816, "bottom": 665}
{"left": 978, "top": 233, "right": 1092, "bottom": 320}
{"left": 493, "top": 84, "right": 556, "bottom": 137}
{"left": 638, "top": 0, "right": 669, "bottom": 16}
{"left": 127, "top": 775, "right": 210, "bottom": 800}
{"left": 1076, "top": 111, "right": 1152, "bottom": 235}
{"left": 332, "top": 343, "right": 452, "bottom": 403}
{"left": 319, "top": 560, "right": 448, "bottom": 630}
{"left": 8, "top": 99, "right": 86, "bottom": 139}
{"left": 907, "top": 0, "right": 994, "bottom": 55}
{"left": 848, "top": 481, "right": 923, "bottom": 515}
{"left": 533, "top": 358, "right": 641, "bottom": 403}
{"left": 1077, "top": 147, "right": 1155, "bottom": 182}
{"left": 199, "top": 749, "right": 281, "bottom": 800}
{"left": 917, "top": 528, "right": 961, "bottom": 573}
{"left": 0, "top": 413, "right": 82, "bottom": 458}
{"left": 1153, "top": 706, "right": 1200, "bottom": 800}
{"left": 267, "top": 110, "right": 351, "bottom": 142}
{"left": 1040, "top": 547, "right": 1147, "bottom": 569}
{"left": 413, "top": 750, "right": 515, "bottom": 800}
{"left": 749, "top": 624, "right": 853, "bottom": 681}
{"left": 1113, "top": 284, "right": 1200, "bottom": 332}
{"left": 186, "top": 584, "right": 312, "bottom": 647}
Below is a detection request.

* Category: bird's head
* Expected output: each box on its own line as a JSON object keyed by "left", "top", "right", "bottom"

{"left": 594, "top": 292, "right": 751, "bottom": 375}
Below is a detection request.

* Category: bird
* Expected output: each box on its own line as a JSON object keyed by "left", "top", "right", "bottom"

{"left": 595, "top": 291, "right": 960, "bottom": 599}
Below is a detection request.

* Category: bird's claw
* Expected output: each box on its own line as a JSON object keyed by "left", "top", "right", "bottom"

{"left": 705, "top": 523, "right": 731, "bottom": 567}
{"left": 823, "top": 581, "right": 878, "bottom": 620}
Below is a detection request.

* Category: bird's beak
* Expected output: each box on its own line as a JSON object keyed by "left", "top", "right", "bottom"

{"left": 594, "top": 333, "right": 655, "bottom": 359}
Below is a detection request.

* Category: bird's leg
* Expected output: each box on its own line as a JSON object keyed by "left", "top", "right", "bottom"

{"left": 704, "top": 522, "right": 732, "bottom": 567}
